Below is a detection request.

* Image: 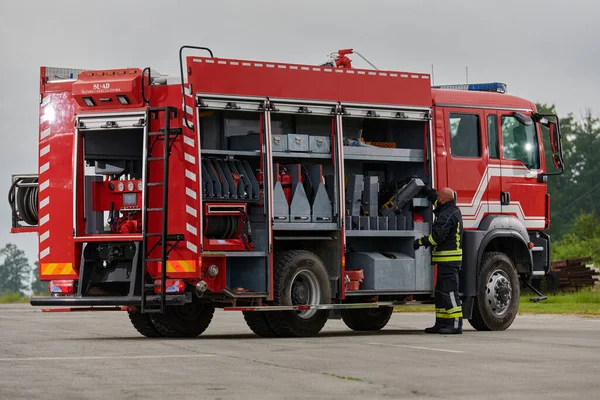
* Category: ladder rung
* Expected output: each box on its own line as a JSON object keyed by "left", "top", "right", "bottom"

{"left": 146, "top": 233, "right": 163, "bottom": 237}
{"left": 147, "top": 182, "right": 164, "bottom": 187}
{"left": 148, "top": 132, "right": 165, "bottom": 136}
{"left": 147, "top": 208, "right": 164, "bottom": 212}
{"left": 148, "top": 157, "right": 165, "bottom": 161}
{"left": 146, "top": 258, "right": 164, "bottom": 263}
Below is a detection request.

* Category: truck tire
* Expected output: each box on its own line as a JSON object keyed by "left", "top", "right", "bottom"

{"left": 265, "top": 250, "right": 331, "bottom": 337}
{"left": 243, "top": 311, "right": 277, "bottom": 337}
{"left": 469, "top": 251, "right": 520, "bottom": 331}
{"left": 150, "top": 300, "right": 215, "bottom": 338}
{"left": 128, "top": 309, "right": 163, "bottom": 337}
{"left": 341, "top": 307, "right": 394, "bottom": 331}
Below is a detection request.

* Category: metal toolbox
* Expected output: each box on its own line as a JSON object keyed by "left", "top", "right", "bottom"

{"left": 309, "top": 135, "right": 330, "bottom": 153}
{"left": 229, "top": 133, "right": 288, "bottom": 152}
{"left": 287, "top": 134, "right": 309, "bottom": 152}
{"left": 271, "top": 134, "right": 288, "bottom": 152}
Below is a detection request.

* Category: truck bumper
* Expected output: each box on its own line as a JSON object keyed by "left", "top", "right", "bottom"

{"left": 30, "top": 293, "right": 191, "bottom": 307}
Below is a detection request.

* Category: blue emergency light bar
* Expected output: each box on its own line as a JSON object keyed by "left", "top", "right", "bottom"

{"left": 432, "top": 82, "right": 507, "bottom": 94}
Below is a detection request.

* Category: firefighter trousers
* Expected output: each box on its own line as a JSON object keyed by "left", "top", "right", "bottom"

{"left": 434, "top": 262, "right": 463, "bottom": 329}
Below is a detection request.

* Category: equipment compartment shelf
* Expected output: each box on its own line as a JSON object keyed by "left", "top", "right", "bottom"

{"left": 345, "top": 230, "right": 421, "bottom": 237}
{"left": 223, "top": 251, "right": 268, "bottom": 258}
{"left": 201, "top": 149, "right": 260, "bottom": 157}
{"left": 202, "top": 251, "right": 268, "bottom": 258}
{"left": 273, "top": 222, "right": 339, "bottom": 231}
{"left": 272, "top": 151, "right": 332, "bottom": 160}
{"left": 343, "top": 147, "right": 424, "bottom": 163}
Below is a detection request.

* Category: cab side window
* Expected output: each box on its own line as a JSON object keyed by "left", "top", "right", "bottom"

{"left": 449, "top": 113, "right": 480, "bottom": 158}
{"left": 501, "top": 116, "right": 540, "bottom": 169}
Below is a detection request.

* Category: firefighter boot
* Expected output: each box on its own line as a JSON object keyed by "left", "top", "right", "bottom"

{"left": 437, "top": 326, "right": 462, "bottom": 334}
{"left": 424, "top": 325, "right": 441, "bottom": 334}
{"left": 437, "top": 317, "right": 463, "bottom": 334}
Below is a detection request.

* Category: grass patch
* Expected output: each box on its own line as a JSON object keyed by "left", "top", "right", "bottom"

{"left": 393, "top": 287, "right": 600, "bottom": 316}
{"left": 0, "top": 292, "right": 30, "bottom": 304}
{"left": 322, "top": 372, "right": 371, "bottom": 384}
{"left": 519, "top": 287, "right": 600, "bottom": 315}
{"left": 394, "top": 305, "right": 434, "bottom": 313}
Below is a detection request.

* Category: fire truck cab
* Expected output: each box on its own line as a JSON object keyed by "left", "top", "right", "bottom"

{"left": 8, "top": 46, "right": 563, "bottom": 337}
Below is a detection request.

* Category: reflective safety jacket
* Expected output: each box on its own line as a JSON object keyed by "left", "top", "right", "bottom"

{"left": 420, "top": 199, "right": 463, "bottom": 263}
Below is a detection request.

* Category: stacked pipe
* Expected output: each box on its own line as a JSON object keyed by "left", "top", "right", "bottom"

{"left": 550, "top": 257, "right": 599, "bottom": 291}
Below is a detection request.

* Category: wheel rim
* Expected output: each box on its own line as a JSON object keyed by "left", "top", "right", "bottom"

{"left": 289, "top": 269, "right": 321, "bottom": 319}
{"left": 485, "top": 268, "right": 512, "bottom": 317}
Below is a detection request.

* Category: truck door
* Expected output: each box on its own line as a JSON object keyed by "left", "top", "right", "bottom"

{"left": 485, "top": 110, "right": 501, "bottom": 220}
{"left": 443, "top": 108, "right": 488, "bottom": 229}
{"left": 498, "top": 112, "right": 546, "bottom": 229}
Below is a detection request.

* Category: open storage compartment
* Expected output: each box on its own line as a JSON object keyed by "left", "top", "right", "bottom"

{"left": 340, "top": 104, "right": 435, "bottom": 294}
{"left": 197, "top": 95, "right": 269, "bottom": 294}
{"left": 267, "top": 100, "right": 342, "bottom": 232}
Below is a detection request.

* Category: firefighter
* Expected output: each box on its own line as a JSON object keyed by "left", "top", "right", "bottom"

{"left": 413, "top": 187, "right": 464, "bottom": 334}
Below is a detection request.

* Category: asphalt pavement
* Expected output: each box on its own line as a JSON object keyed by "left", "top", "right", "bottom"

{"left": 0, "top": 304, "right": 599, "bottom": 399}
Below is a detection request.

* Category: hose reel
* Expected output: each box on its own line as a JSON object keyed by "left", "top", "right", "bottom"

{"left": 8, "top": 176, "right": 39, "bottom": 226}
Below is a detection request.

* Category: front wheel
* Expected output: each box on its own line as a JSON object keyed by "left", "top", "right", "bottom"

{"left": 341, "top": 307, "right": 394, "bottom": 331}
{"left": 469, "top": 251, "right": 520, "bottom": 331}
{"left": 265, "top": 250, "right": 331, "bottom": 337}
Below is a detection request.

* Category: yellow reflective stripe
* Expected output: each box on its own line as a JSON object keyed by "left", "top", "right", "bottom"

{"left": 432, "top": 255, "right": 463, "bottom": 262}
{"left": 433, "top": 249, "right": 462, "bottom": 256}
{"left": 428, "top": 234, "right": 437, "bottom": 246}
{"left": 437, "top": 312, "right": 463, "bottom": 319}
{"left": 436, "top": 307, "right": 462, "bottom": 314}
{"left": 456, "top": 221, "right": 461, "bottom": 250}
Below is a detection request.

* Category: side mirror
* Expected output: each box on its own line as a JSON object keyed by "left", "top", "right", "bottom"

{"left": 549, "top": 122, "right": 560, "bottom": 154}
{"left": 514, "top": 112, "right": 533, "bottom": 126}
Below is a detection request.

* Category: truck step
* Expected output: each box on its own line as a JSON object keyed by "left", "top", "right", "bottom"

{"left": 145, "top": 233, "right": 184, "bottom": 241}
{"left": 141, "top": 308, "right": 164, "bottom": 314}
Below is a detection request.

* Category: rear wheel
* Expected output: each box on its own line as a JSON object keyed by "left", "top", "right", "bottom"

{"left": 150, "top": 297, "right": 215, "bottom": 338}
{"left": 243, "top": 311, "right": 277, "bottom": 337}
{"left": 469, "top": 251, "right": 520, "bottom": 331}
{"left": 341, "top": 307, "right": 394, "bottom": 331}
{"left": 265, "top": 250, "right": 331, "bottom": 337}
{"left": 128, "top": 309, "right": 163, "bottom": 337}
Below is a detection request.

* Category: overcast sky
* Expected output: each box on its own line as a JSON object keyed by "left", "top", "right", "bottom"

{"left": 1, "top": 0, "right": 598, "bottom": 262}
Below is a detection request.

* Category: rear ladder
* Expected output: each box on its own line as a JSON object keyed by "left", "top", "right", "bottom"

{"left": 140, "top": 106, "right": 184, "bottom": 313}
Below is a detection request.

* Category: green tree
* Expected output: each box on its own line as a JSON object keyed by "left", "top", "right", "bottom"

{"left": 534, "top": 103, "right": 600, "bottom": 240}
{"left": 30, "top": 261, "right": 47, "bottom": 295}
{"left": 0, "top": 243, "right": 30, "bottom": 295}
{"left": 552, "top": 212, "right": 600, "bottom": 265}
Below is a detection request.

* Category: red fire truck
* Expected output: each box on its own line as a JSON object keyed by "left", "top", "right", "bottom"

{"left": 8, "top": 46, "right": 564, "bottom": 337}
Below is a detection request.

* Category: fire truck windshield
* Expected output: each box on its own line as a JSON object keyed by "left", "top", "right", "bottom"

{"left": 501, "top": 115, "right": 540, "bottom": 170}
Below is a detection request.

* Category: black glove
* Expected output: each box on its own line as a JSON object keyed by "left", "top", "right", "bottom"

{"left": 421, "top": 187, "right": 438, "bottom": 203}
{"left": 414, "top": 236, "right": 432, "bottom": 250}
{"left": 413, "top": 238, "right": 422, "bottom": 250}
